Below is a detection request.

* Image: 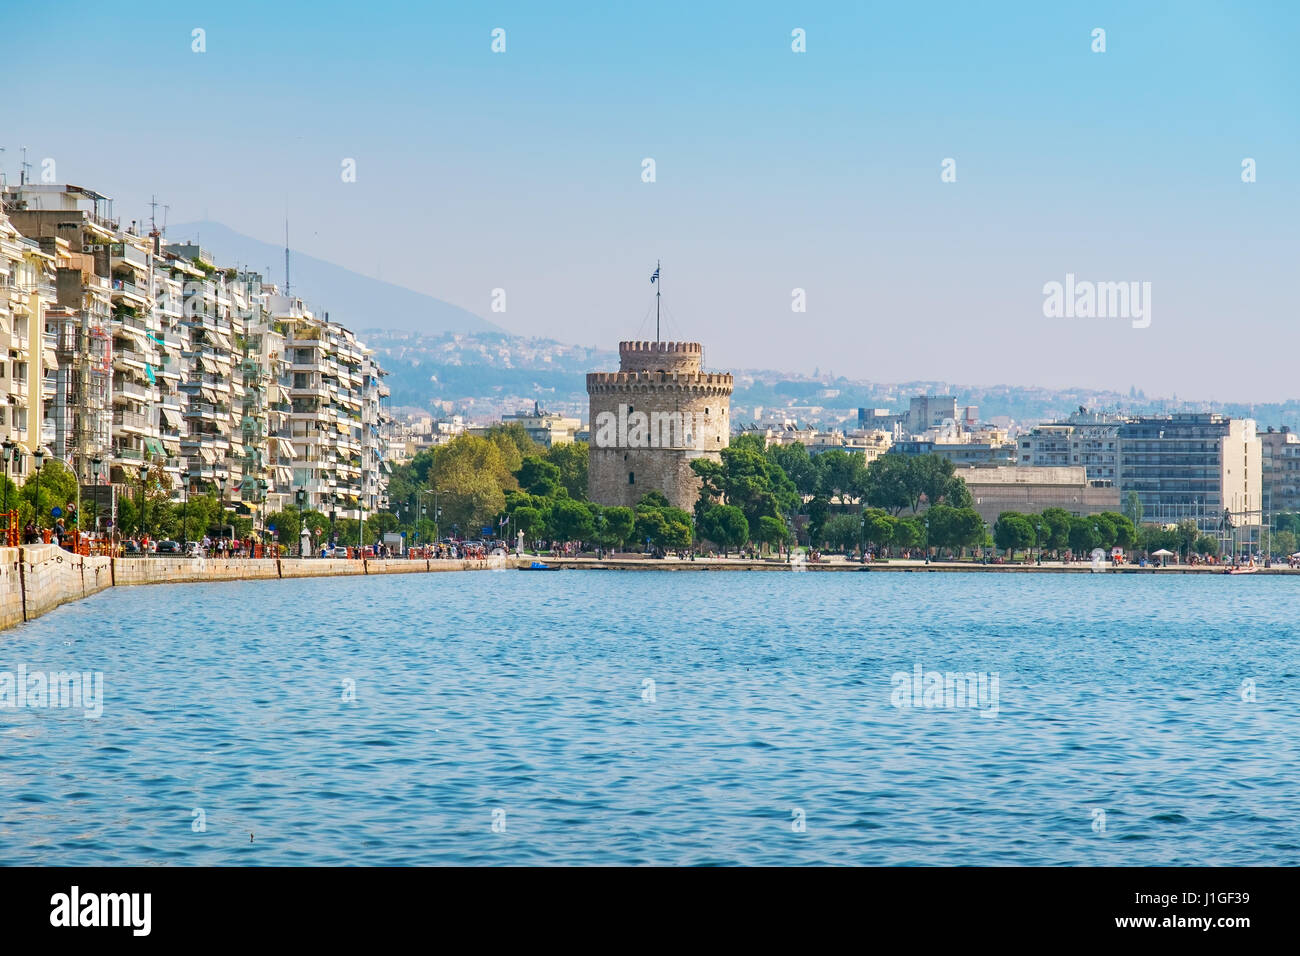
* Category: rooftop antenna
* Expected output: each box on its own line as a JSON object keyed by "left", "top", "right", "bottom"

{"left": 284, "top": 218, "right": 290, "bottom": 296}
{"left": 19, "top": 146, "right": 29, "bottom": 186}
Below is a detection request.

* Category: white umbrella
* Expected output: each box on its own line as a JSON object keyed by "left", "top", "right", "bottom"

{"left": 1291, "top": 551, "right": 1300, "bottom": 559}
{"left": 1151, "top": 548, "right": 1174, "bottom": 567}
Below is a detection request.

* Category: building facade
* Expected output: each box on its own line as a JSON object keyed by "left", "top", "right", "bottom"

{"left": 2, "top": 181, "right": 391, "bottom": 529}
{"left": 1260, "top": 427, "right": 1300, "bottom": 518}
{"left": 1017, "top": 410, "right": 1122, "bottom": 484}
{"left": 1117, "top": 414, "right": 1261, "bottom": 536}
{"left": 587, "top": 340, "right": 732, "bottom": 510}
{"left": 956, "top": 465, "right": 1120, "bottom": 525}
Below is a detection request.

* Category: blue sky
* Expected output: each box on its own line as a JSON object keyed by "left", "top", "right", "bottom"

{"left": 5, "top": 1, "right": 1297, "bottom": 400}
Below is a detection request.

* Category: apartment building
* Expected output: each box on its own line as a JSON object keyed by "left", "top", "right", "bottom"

{"left": 1260, "top": 426, "right": 1300, "bottom": 518}
{"left": 1117, "top": 414, "right": 1261, "bottom": 536}
{"left": 1018, "top": 410, "right": 1123, "bottom": 484}
{"left": 496, "top": 402, "right": 581, "bottom": 448}
{"left": 3, "top": 182, "right": 391, "bottom": 526}
{"left": 0, "top": 206, "right": 57, "bottom": 483}
{"left": 279, "top": 299, "right": 390, "bottom": 522}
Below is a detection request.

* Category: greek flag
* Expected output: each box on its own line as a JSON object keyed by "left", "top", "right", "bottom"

{"left": 650, "top": 265, "right": 659, "bottom": 284}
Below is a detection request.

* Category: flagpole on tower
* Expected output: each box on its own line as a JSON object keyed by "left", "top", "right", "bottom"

{"left": 652, "top": 260, "right": 661, "bottom": 343}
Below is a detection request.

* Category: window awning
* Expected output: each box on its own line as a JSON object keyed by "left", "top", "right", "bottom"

{"left": 199, "top": 447, "right": 217, "bottom": 463}
{"left": 160, "top": 407, "right": 184, "bottom": 428}
{"left": 275, "top": 437, "right": 296, "bottom": 458}
{"left": 274, "top": 466, "right": 293, "bottom": 484}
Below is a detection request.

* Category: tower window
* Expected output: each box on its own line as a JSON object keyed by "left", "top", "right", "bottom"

{"left": 628, "top": 471, "right": 635, "bottom": 485}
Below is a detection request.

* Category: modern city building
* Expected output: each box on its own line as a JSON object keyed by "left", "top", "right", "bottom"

{"left": 497, "top": 402, "right": 582, "bottom": 448}
{"left": 1017, "top": 409, "right": 1122, "bottom": 484}
{"left": 1117, "top": 414, "right": 1261, "bottom": 539}
{"left": 1260, "top": 426, "right": 1300, "bottom": 519}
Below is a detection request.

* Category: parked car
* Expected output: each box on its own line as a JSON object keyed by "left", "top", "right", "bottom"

{"left": 184, "top": 541, "right": 203, "bottom": 558}
{"left": 121, "top": 540, "right": 141, "bottom": 555}
{"left": 154, "top": 539, "right": 183, "bottom": 555}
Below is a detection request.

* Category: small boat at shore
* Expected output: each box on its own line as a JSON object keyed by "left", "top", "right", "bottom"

{"left": 521, "top": 561, "right": 563, "bottom": 571}
{"left": 1226, "top": 562, "right": 1257, "bottom": 575}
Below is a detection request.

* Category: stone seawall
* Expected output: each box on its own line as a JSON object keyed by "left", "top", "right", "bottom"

{"left": 1, "top": 546, "right": 502, "bottom": 631}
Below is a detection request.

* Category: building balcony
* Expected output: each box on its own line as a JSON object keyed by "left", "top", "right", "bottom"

{"left": 113, "top": 381, "right": 152, "bottom": 404}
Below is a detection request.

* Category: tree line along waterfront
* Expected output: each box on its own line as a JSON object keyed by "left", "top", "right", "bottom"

{"left": 366, "top": 429, "right": 1300, "bottom": 564}
{"left": 18, "top": 423, "right": 1300, "bottom": 564}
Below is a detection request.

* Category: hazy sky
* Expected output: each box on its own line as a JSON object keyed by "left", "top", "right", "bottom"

{"left": 5, "top": 1, "right": 1297, "bottom": 400}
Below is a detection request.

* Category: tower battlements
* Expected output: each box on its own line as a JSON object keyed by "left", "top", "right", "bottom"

{"left": 586, "top": 371, "right": 733, "bottom": 395}
{"left": 618, "top": 340, "right": 703, "bottom": 374}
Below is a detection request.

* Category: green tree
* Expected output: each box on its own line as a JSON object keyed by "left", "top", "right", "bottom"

{"left": 511, "top": 505, "right": 546, "bottom": 544}
{"left": 547, "top": 498, "right": 595, "bottom": 543}
{"left": 700, "top": 504, "right": 749, "bottom": 555}
{"left": 861, "top": 455, "right": 916, "bottom": 515}
{"left": 599, "top": 506, "right": 635, "bottom": 549}
{"left": 483, "top": 422, "right": 542, "bottom": 472}
{"left": 926, "top": 505, "right": 984, "bottom": 557}
{"left": 545, "top": 441, "right": 588, "bottom": 500}
{"left": 804, "top": 495, "right": 830, "bottom": 547}
{"left": 894, "top": 516, "right": 925, "bottom": 552}
{"left": 815, "top": 449, "right": 866, "bottom": 511}
{"left": 1194, "top": 534, "right": 1220, "bottom": 557}
{"left": 1099, "top": 511, "right": 1136, "bottom": 549}
{"left": 1039, "top": 507, "right": 1073, "bottom": 553}
{"left": 1175, "top": 519, "right": 1199, "bottom": 561}
{"left": 1123, "top": 490, "right": 1143, "bottom": 527}
{"left": 993, "top": 511, "right": 1036, "bottom": 558}
{"left": 692, "top": 444, "right": 798, "bottom": 533}
{"left": 632, "top": 505, "right": 691, "bottom": 550}
{"left": 1068, "top": 516, "right": 1101, "bottom": 554}
{"left": 1092, "top": 512, "right": 1117, "bottom": 549}
{"left": 913, "top": 455, "right": 969, "bottom": 511}
{"left": 636, "top": 490, "right": 671, "bottom": 510}
{"left": 264, "top": 507, "right": 301, "bottom": 543}
{"left": 757, "top": 515, "right": 792, "bottom": 557}
{"left": 861, "top": 508, "right": 897, "bottom": 552}
{"left": 766, "top": 442, "right": 818, "bottom": 497}
{"left": 821, "top": 513, "right": 861, "bottom": 553}
{"left": 516, "top": 457, "right": 563, "bottom": 497}
{"left": 429, "top": 434, "right": 519, "bottom": 534}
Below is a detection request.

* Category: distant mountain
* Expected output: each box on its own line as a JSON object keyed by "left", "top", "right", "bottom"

{"left": 165, "top": 221, "right": 502, "bottom": 335}
{"left": 361, "top": 330, "right": 1300, "bottom": 431}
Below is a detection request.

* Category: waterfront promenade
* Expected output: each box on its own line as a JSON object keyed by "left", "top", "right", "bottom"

{"left": 514, "top": 553, "right": 1299, "bottom": 574}
{"left": 3, "top": 545, "right": 1287, "bottom": 633}
{"left": 0, "top": 545, "right": 504, "bottom": 632}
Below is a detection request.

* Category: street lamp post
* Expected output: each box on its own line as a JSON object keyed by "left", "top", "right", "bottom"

{"left": 295, "top": 487, "right": 308, "bottom": 556}
{"left": 180, "top": 471, "right": 191, "bottom": 546}
{"left": 419, "top": 489, "right": 440, "bottom": 543}
{"left": 33, "top": 447, "right": 47, "bottom": 534}
{"left": 138, "top": 463, "right": 149, "bottom": 541}
{"left": 1, "top": 440, "right": 14, "bottom": 518}
{"left": 90, "top": 455, "right": 104, "bottom": 532}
